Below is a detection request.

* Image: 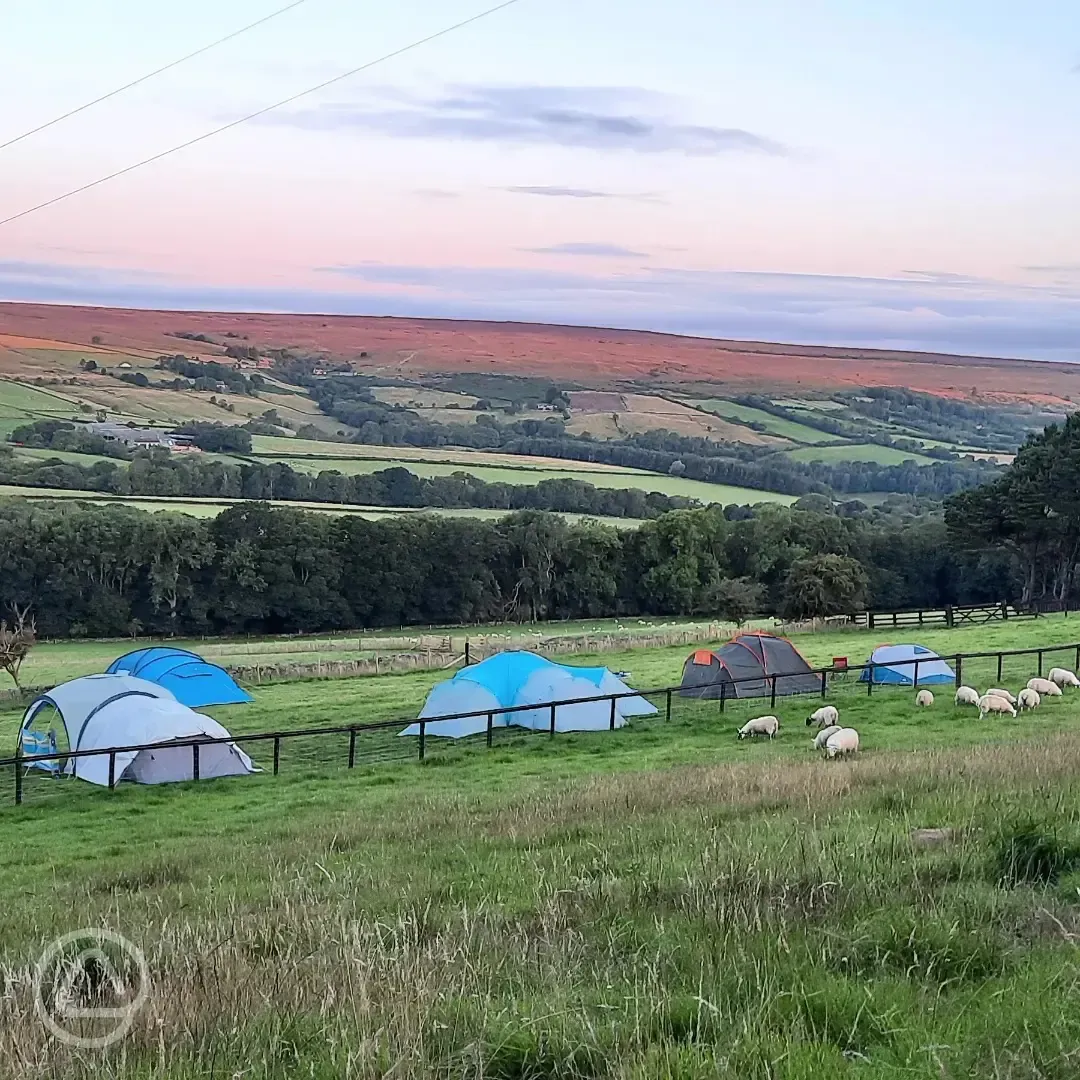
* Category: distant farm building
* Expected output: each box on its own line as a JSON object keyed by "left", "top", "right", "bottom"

{"left": 86, "top": 422, "right": 198, "bottom": 451}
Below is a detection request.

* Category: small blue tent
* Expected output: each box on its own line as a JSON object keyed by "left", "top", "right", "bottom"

{"left": 107, "top": 647, "right": 252, "bottom": 707}
{"left": 401, "top": 651, "right": 656, "bottom": 738}
{"left": 859, "top": 643, "right": 955, "bottom": 686}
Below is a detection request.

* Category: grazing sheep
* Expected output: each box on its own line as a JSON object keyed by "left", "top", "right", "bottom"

{"left": 954, "top": 686, "right": 980, "bottom": 707}
{"left": 806, "top": 705, "right": 839, "bottom": 729}
{"left": 978, "top": 694, "right": 1017, "bottom": 719}
{"left": 915, "top": 689, "right": 934, "bottom": 707}
{"left": 813, "top": 724, "right": 842, "bottom": 750}
{"left": 985, "top": 688, "right": 1017, "bottom": 704}
{"left": 738, "top": 715, "right": 779, "bottom": 739}
{"left": 1017, "top": 687, "right": 1040, "bottom": 710}
{"left": 1026, "top": 677, "right": 1062, "bottom": 697}
{"left": 1048, "top": 667, "right": 1080, "bottom": 689}
{"left": 824, "top": 727, "right": 860, "bottom": 759}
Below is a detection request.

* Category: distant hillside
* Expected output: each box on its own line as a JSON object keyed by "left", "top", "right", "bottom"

{"left": 2, "top": 301, "right": 1078, "bottom": 405}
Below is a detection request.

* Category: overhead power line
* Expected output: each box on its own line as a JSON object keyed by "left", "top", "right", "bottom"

{"left": 0, "top": 0, "right": 524, "bottom": 230}
{"left": 0, "top": 0, "right": 314, "bottom": 154}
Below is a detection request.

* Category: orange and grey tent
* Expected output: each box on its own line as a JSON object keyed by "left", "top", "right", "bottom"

{"left": 679, "top": 632, "right": 820, "bottom": 699}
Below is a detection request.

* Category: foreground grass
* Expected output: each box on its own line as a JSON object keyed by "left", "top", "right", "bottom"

{"left": 6, "top": 727, "right": 1080, "bottom": 1077}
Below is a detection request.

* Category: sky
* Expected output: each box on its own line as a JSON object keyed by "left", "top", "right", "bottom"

{"left": 1, "top": 0, "right": 1078, "bottom": 359}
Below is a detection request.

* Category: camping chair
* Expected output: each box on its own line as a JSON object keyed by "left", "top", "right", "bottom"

{"left": 830, "top": 657, "right": 850, "bottom": 683}
{"left": 19, "top": 728, "right": 62, "bottom": 776}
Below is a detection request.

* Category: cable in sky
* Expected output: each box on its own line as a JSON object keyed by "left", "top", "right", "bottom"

{"left": 0, "top": 0, "right": 314, "bottom": 154}
{"left": 0, "top": 0, "right": 524, "bottom": 230}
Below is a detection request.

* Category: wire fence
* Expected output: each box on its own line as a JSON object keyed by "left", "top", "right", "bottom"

{"left": 4, "top": 638, "right": 1080, "bottom": 810}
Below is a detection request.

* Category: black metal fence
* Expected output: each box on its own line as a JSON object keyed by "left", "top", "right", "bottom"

{"left": 5, "top": 638, "right": 1080, "bottom": 809}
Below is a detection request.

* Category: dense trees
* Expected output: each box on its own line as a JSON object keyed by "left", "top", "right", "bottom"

{"left": 0, "top": 499, "right": 1016, "bottom": 640}
{"left": 947, "top": 414, "right": 1080, "bottom": 606}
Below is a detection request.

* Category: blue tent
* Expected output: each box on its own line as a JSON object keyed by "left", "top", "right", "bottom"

{"left": 401, "top": 651, "right": 656, "bottom": 738}
{"left": 859, "top": 643, "right": 956, "bottom": 686}
{"left": 106, "top": 647, "right": 252, "bottom": 707}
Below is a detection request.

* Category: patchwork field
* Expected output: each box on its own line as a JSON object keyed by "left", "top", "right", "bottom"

{"left": 690, "top": 398, "right": 837, "bottom": 443}
{"left": 784, "top": 442, "right": 937, "bottom": 466}
{"left": 5, "top": 619, "right": 1080, "bottom": 1076}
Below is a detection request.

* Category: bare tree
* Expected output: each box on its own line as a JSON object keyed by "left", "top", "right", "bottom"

{"left": 0, "top": 605, "right": 36, "bottom": 689}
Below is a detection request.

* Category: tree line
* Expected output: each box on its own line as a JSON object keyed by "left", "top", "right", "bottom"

{"left": 0, "top": 437, "right": 694, "bottom": 520}
{"left": 0, "top": 499, "right": 1014, "bottom": 640}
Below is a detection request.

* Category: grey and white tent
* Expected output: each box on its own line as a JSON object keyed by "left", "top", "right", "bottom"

{"left": 680, "top": 632, "right": 820, "bottom": 699}
{"left": 19, "top": 674, "right": 257, "bottom": 786}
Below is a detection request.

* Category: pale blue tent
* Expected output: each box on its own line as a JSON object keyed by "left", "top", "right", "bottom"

{"left": 107, "top": 647, "right": 252, "bottom": 707}
{"left": 859, "top": 643, "right": 955, "bottom": 686}
{"left": 401, "top": 652, "right": 656, "bottom": 738}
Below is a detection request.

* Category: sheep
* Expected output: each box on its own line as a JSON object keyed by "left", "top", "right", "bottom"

{"left": 978, "top": 694, "right": 1017, "bottom": 719}
{"left": 738, "top": 715, "right": 779, "bottom": 739}
{"left": 824, "top": 727, "right": 859, "bottom": 758}
{"left": 812, "top": 724, "right": 841, "bottom": 750}
{"left": 954, "top": 685, "right": 980, "bottom": 707}
{"left": 1048, "top": 667, "right": 1080, "bottom": 689}
{"left": 1017, "top": 687, "right": 1040, "bottom": 710}
{"left": 985, "top": 688, "right": 1017, "bottom": 705}
{"left": 1026, "top": 677, "right": 1062, "bottom": 697}
{"left": 915, "top": 689, "right": 934, "bottom": 707}
{"left": 806, "top": 705, "right": 839, "bottom": 729}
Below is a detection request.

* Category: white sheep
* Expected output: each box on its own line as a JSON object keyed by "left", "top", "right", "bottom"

{"left": 985, "top": 688, "right": 1017, "bottom": 705}
{"left": 1048, "top": 667, "right": 1080, "bottom": 689}
{"left": 978, "top": 694, "right": 1017, "bottom": 719}
{"left": 812, "top": 724, "right": 841, "bottom": 750}
{"left": 954, "top": 686, "right": 980, "bottom": 707}
{"left": 915, "top": 689, "right": 934, "bottom": 707}
{"left": 806, "top": 705, "right": 839, "bottom": 729}
{"left": 1026, "top": 677, "right": 1062, "bottom": 697}
{"left": 739, "top": 715, "right": 779, "bottom": 739}
{"left": 824, "top": 727, "right": 859, "bottom": 758}
{"left": 1017, "top": 687, "right": 1040, "bottom": 710}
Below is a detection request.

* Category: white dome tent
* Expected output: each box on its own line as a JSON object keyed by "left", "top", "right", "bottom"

{"left": 19, "top": 674, "right": 257, "bottom": 787}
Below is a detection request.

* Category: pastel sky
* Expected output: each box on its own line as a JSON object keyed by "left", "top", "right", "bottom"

{"left": 1, "top": 0, "right": 1079, "bottom": 359}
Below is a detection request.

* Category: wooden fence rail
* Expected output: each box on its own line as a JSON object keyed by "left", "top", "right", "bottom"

{"left": 7, "top": 638, "right": 1080, "bottom": 809}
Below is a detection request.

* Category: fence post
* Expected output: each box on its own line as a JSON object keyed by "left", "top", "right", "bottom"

{"left": 348, "top": 728, "right": 356, "bottom": 769}
{"left": 867, "top": 665, "right": 874, "bottom": 696}
{"left": 465, "top": 640, "right": 471, "bottom": 666}
{"left": 918, "top": 609, "right": 924, "bottom": 627}
{"left": 192, "top": 742, "right": 200, "bottom": 782}
{"left": 997, "top": 652, "right": 1003, "bottom": 682}
{"left": 108, "top": 751, "right": 116, "bottom": 790}
{"left": 486, "top": 711, "right": 494, "bottom": 748}
{"left": 955, "top": 656, "right": 962, "bottom": 688}
{"left": 1075, "top": 643, "right": 1079, "bottom": 672}
{"left": 14, "top": 745, "right": 22, "bottom": 806}
{"left": 914, "top": 659, "right": 920, "bottom": 688}
{"left": 820, "top": 670, "right": 827, "bottom": 699}
{"left": 549, "top": 703, "right": 557, "bottom": 737}
{"left": 868, "top": 611, "right": 875, "bottom": 631}
{"left": 719, "top": 680, "right": 726, "bottom": 713}
{"left": 1038, "top": 650, "right": 1043, "bottom": 677}
{"left": 770, "top": 675, "right": 777, "bottom": 710}
{"left": 609, "top": 696, "right": 617, "bottom": 731}
{"left": 419, "top": 720, "right": 426, "bottom": 761}
{"left": 665, "top": 688, "right": 672, "bottom": 722}
{"left": 946, "top": 605, "right": 954, "bottom": 628}
{"left": 273, "top": 736, "right": 280, "bottom": 776}
{"left": 892, "top": 612, "right": 898, "bottom": 628}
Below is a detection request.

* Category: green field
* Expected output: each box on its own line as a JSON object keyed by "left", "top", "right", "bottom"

{"left": 783, "top": 442, "right": 937, "bottom": 465}
{"left": 690, "top": 399, "right": 837, "bottom": 443}
{"left": 6, "top": 618, "right": 1080, "bottom": 1076}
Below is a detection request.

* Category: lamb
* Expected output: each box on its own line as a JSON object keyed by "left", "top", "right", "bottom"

{"left": 738, "top": 715, "right": 779, "bottom": 739}
{"left": 954, "top": 686, "right": 980, "bottom": 707}
{"left": 978, "top": 694, "right": 1017, "bottom": 719}
{"left": 824, "top": 727, "right": 859, "bottom": 758}
{"left": 1026, "top": 677, "right": 1062, "bottom": 697}
{"left": 985, "top": 688, "right": 1016, "bottom": 704}
{"left": 812, "top": 724, "right": 842, "bottom": 750}
{"left": 806, "top": 705, "right": 839, "bottom": 729}
{"left": 915, "top": 689, "right": 934, "bottom": 707}
{"left": 1017, "top": 687, "right": 1040, "bottom": 710}
{"left": 1048, "top": 667, "right": 1080, "bottom": 689}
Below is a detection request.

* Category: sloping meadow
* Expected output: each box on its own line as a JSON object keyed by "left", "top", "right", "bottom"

{"left": 4, "top": 734, "right": 1080, "bottom": 1078}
